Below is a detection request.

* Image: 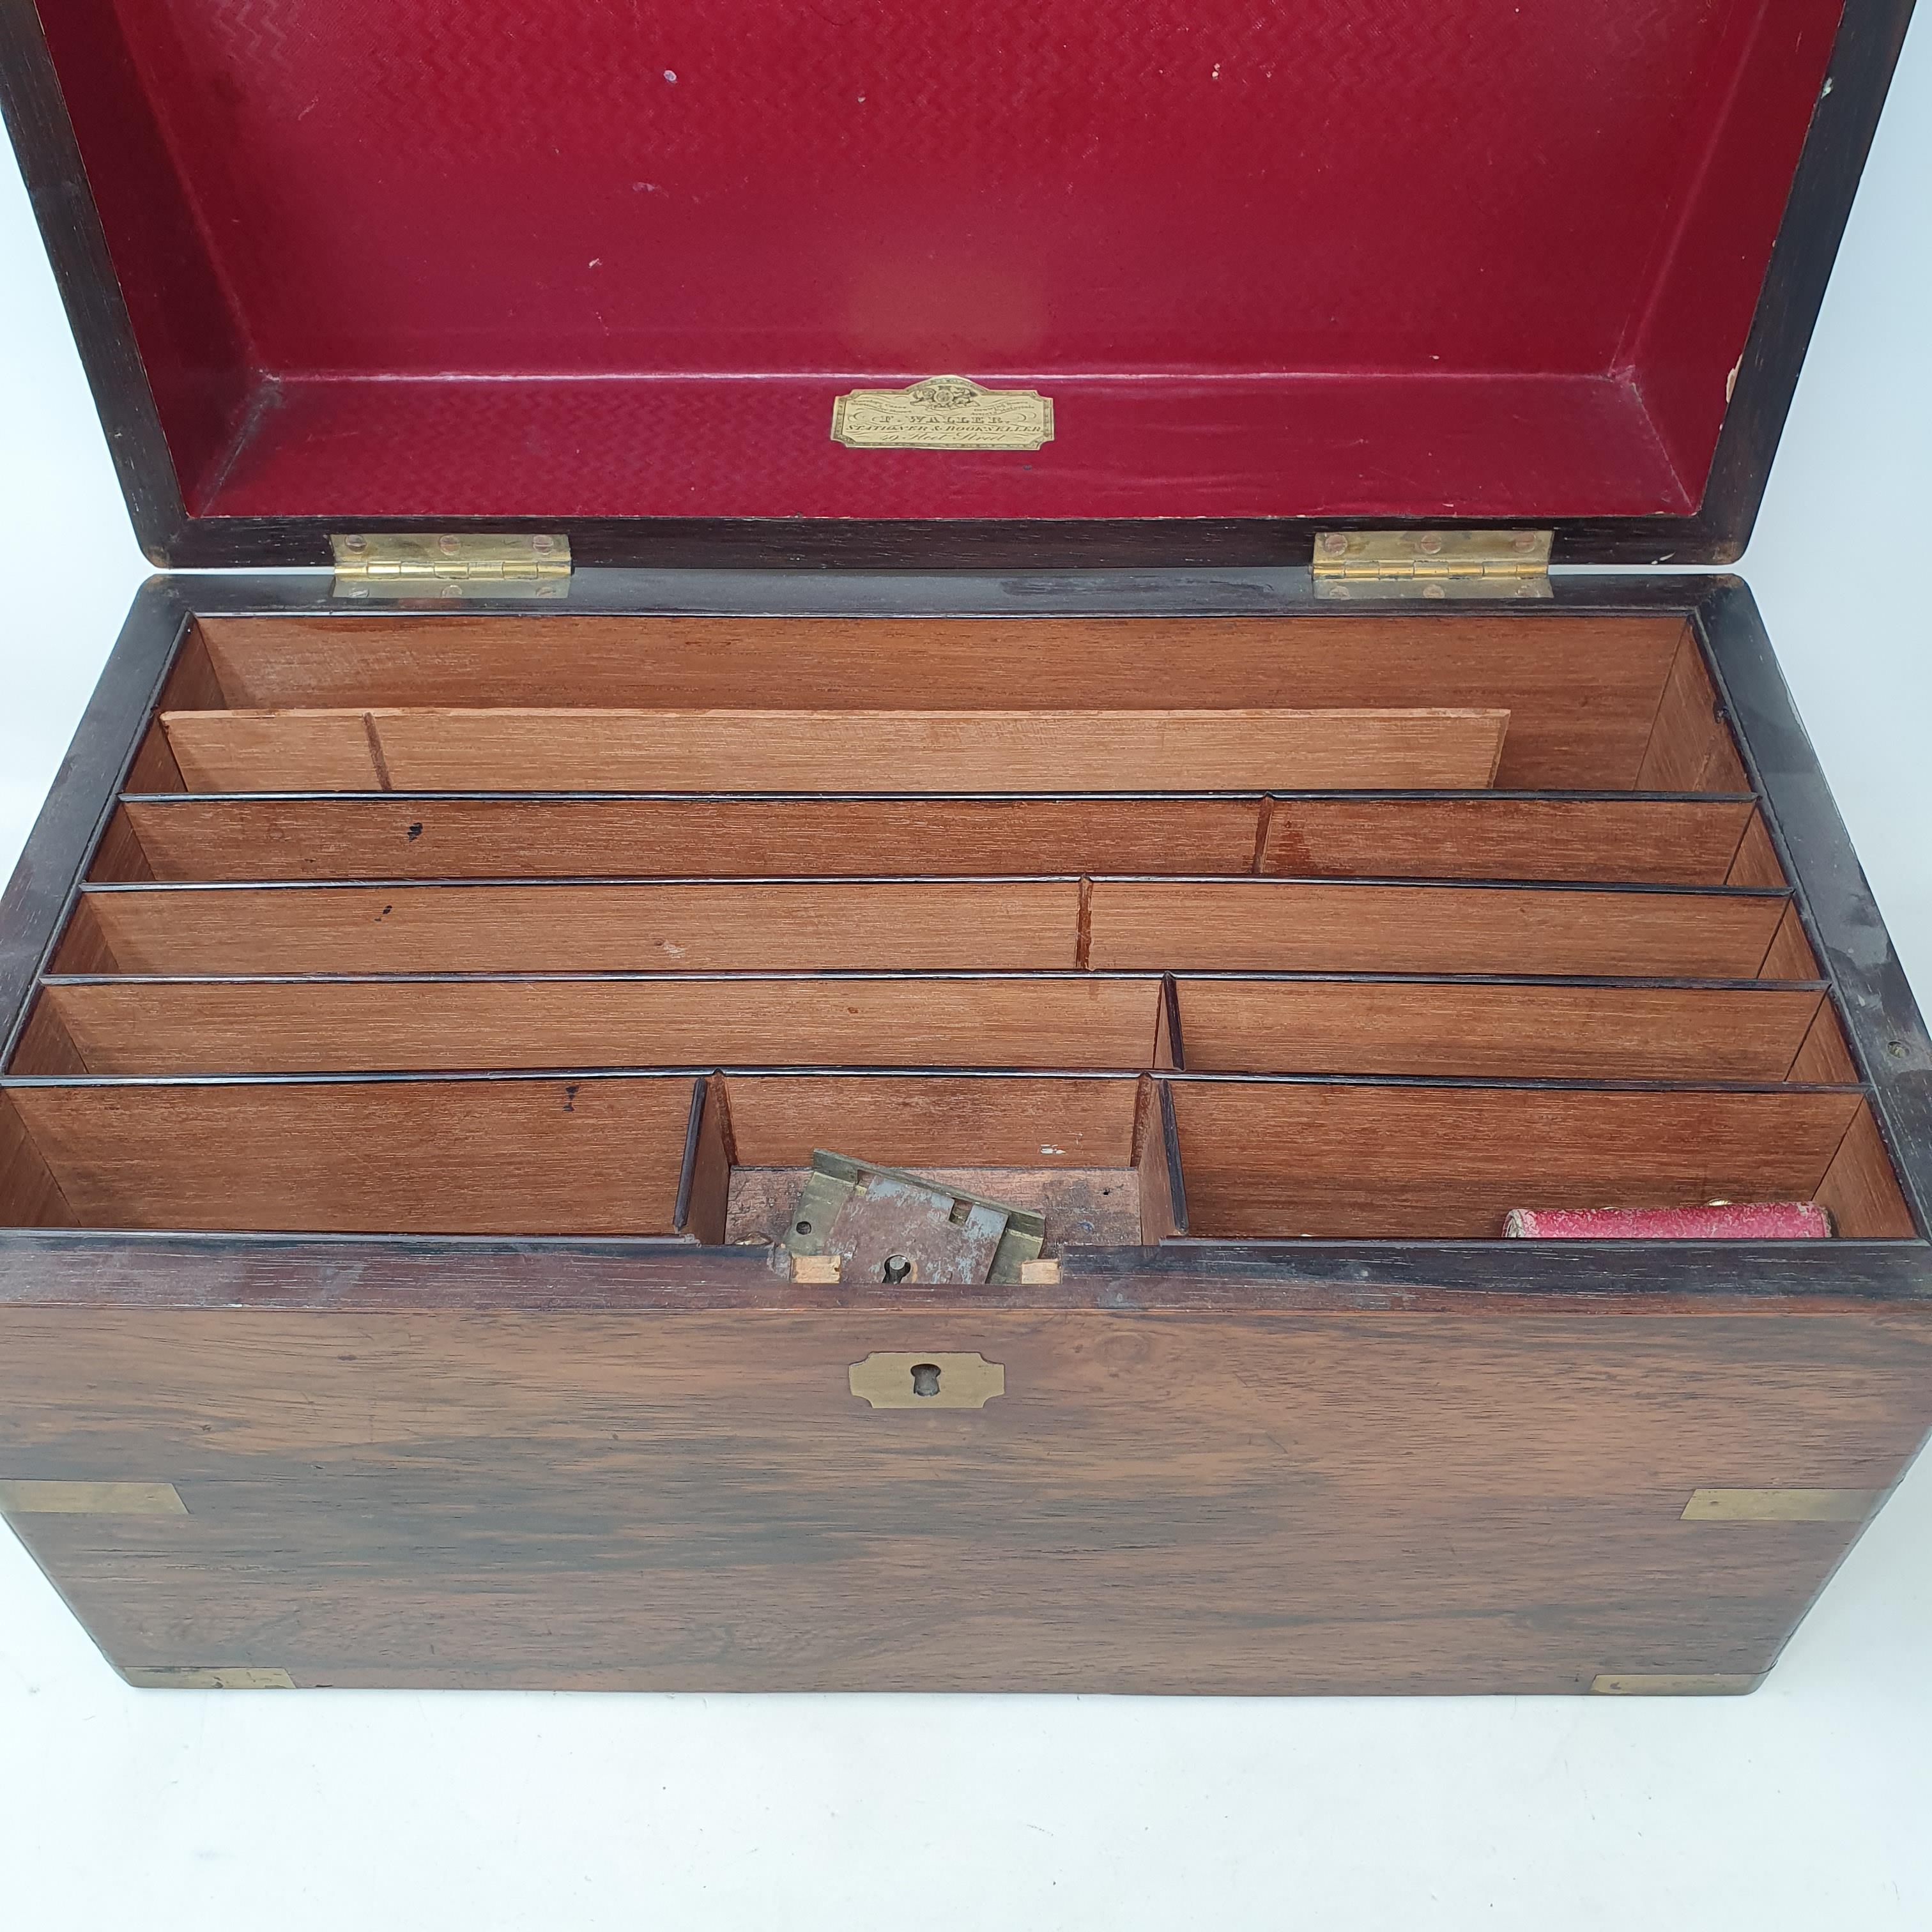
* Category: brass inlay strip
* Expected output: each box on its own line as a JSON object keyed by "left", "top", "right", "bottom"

{"left": 850, "top": 1351, "right": 1005, "bottom": 1410}
{"left": 1681, "top": 1487, "right": 1880, "bottom": 1522}
{"left": 1590, "top": 1673, "right": 1764, "bottom": 1697}
{"left": 1, "top": 1480, "right": 187, "bottom": 1516}
{"left": 123, "top": 1666, "right": 295, "bottom": 1690}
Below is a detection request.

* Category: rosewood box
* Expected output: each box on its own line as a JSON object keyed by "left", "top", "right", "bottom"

{"left": 1, "top": 0, "right": 1928, "bottom": 1694}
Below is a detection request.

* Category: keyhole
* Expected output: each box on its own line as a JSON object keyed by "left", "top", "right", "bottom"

{"left": 882, "top": 1254, "right": 915, "bottom": 1284}
{"left": 910, "top": 1362, "right": 941, "bottom": 1399}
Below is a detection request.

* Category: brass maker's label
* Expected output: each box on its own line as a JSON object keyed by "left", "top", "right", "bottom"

{"left": 831, "top": 375, "right": 1054, "bottom": 451}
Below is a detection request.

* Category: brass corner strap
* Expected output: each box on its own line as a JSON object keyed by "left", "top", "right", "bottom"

{"left": 331, "top": 532, "right": 571, "bottom": 599}
{"left": 1680, "top": 1487, "right": 1881, "bottom": 1522}
{"left": 0, "top": 1478, "right": 186, "bottom": 1515}
{"left": 123, "top": 1667, "right": 295, "bottom": 1690}
{"left": 1590, "top": 1673, "right": 1763, "bottom": 1697}
{"left": 1312, "top": 528, "right": 1552, "bottom": 601}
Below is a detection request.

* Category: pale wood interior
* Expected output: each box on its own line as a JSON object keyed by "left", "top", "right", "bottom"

{"left": 22, "top": 974, "right": 1831, "bottom": 1084}
{"left": 0, "top": 1073, "right": 1908, "bottom": 1242}
{"left": 58, "top": 878, "right": 1792, "bottom": 979}
{"left": 3, "top": 610, "right": 1918, "bottom": 1244}
{"left": 160, "top": 706, "right": 1513, "bottom": 795}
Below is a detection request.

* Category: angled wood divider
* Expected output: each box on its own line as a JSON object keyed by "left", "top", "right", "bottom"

{"left": 102, "top": 793, "right": 1762, "bottom": 887}
{"left": 161, "top": 706, "right": 1513, "bottom": 795}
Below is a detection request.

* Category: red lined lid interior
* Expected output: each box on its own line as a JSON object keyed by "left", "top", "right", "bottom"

{"left": 39, "top": 0, "right": 1844, "bottom": 525}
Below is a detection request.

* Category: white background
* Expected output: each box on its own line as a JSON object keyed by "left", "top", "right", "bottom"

{"left": 1, "top": 24, "right": 1929, "bottom": 1928}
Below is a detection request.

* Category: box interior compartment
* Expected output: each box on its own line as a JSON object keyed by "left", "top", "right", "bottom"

{"left": 1, "top": 610, "right": 1917, "bottom": 1246}
{"left": 26, "top": 0, "right": 1847, "bottom": 528}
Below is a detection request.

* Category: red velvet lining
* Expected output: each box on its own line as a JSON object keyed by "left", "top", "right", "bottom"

{"left": 34, "top": 0, "right": 1844, "bottom": 525}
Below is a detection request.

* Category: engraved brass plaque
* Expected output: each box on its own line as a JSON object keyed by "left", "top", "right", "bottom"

{"left": 849, "top": 1351, "right": 1006, "bottom": 1410}
{"left": 831, "top": 376, "right": 1054, "bottom": 451}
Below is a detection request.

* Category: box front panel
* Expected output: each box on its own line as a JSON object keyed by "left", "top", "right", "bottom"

{"left": 3, "top": 1301, "right": 1929, "bottom": 1693}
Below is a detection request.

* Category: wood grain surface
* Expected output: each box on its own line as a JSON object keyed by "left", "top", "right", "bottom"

{"left": 192, "top": 613, "right": 1689, "bottom": 788}
{"left": 1256, "top": 794, "right": 1756, "bottom": 884}
{"left": 118, "top": 795, "right": 1263, "bottom": 882}
{"left": 1173, "top": 979, "right": 1827, "bottom": 1082}
{"left": 39, "top": 974, "right": 1167, "bottom": 1075}
{"left": 162, "top": 706, "right": 1513, "bottom": 795}
{"left": 115, "top": 792, "right": 1759, "bottom": 887}
{"left": 1636, "top": 632, "right": 1751, "bottom": 792}
{"left": 1166, "top": 1081, "right": 1873, "bottom": 1238}
{"left": 721, "top": 1074, "right": 1140, "bottom": 1169}
{"left": 6, "top": 1075, "right": 699, "bottom": 1234}
{"left": 1087, "top": 880, "right": 1789, "bottom": 977}
{"left": 1815, "top": 1107, "right": 1919, "bottom": 1240}
{"left": 1, "top": 1301, "right": 1927, "bottom": 1692}
{"left": 73, "top": 880, "right": 1082, "bottom": 974}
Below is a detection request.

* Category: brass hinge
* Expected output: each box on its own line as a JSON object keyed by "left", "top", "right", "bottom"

{"left": 330, "top": 533, "right": 571, "bottom": 600}
{"left": 1312, "top": 529, "right": 1552, "bottom": 601}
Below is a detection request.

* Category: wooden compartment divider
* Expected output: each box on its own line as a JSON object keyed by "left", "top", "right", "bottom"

{"left": 673, "top": 1074, "right": 733, "bottom": 1246}
{"left": 190, "top": 612, "right": 1693, "bottom": 790}
{"left": 28, "top": 974, "right": 1169, "bottom": 1075}
{"left": 1135, "top": 1075, "right": 1189, "bottom": 1241}
{"left": 1162, "top": 1079, "right": 1903, "bottom": 1239}
{"left": 20, "top": 972, "right": 1840, "bottom": 1085}
{"left": 160, "top": 705, "right": 1514, "bottom": 795}
{"left": 105, "top": 791, "right": 1765, "bottom": 887}
{"left": 1, "top": 1072, "right": 704, "bottom": 1235}
{"left": 0, "top": 1071, "right": 1903, "bottom": 1241}
{"left": 1252, "top": 794, "right": 1758, "bottom": 885}
{"left": 1085, "top": 878, "right": 1790, "bottom": 977}
{"left": 61, "top": 877, "right": 1794, "bottom": 980}
{"left": 6, "top": 613, "right": 1913, "bottom": 1248}
{"left": 1169, "top": 977, "right": 1830, "bottom": 1083}
{"left": 65, "top": 879, "right": 1084, "bottom": 975}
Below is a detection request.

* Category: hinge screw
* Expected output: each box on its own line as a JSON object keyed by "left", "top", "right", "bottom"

{"left": 1319, "top": 533, "right": 1349, "bottom": 556}
{"left": 1512, "top": 533, "right": 1538, "bottom": 552}
{"left": 1416, "top": 532, "right": 1444, "bottom": 554}
{"left": 438, "top": 534, "right": 461, "bottom": 555}
{"left": 342, "top": 534, "right": 367, "bottom": 553}
{"left": 532, "top": 534, "right": 555, "bottom": 553}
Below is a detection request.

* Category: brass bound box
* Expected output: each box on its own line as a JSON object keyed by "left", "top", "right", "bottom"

{"left": 0, "top": 0, "right": 1927, "bottom": 1693}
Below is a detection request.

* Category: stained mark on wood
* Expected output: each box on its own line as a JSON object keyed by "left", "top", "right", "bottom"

{"left": 1249, "top": 795, "right": 1277, "bottom": 875}
{"left": 362, "top": 714, "right": 394, "bottom": 792}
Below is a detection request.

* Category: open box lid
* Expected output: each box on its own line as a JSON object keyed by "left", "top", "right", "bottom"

{"left": 0, "top": 1, "right": 1912, "bottom": 572}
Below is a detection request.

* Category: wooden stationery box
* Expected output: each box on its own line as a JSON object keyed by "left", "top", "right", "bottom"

{"left": 1, "top": 0, "right": 1928, "bottom": 1695}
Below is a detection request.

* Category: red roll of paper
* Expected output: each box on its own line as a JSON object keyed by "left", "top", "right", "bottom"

{"left": 1503, "top": 1204, "right": 1832, "bottom": 1239}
